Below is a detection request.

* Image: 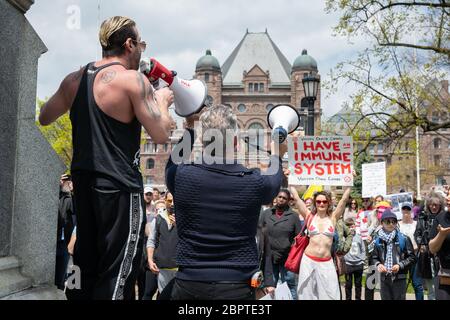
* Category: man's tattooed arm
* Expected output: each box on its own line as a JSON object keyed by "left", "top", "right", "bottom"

{"left": 137, "top": 73, "right": 161, "bottom": 119}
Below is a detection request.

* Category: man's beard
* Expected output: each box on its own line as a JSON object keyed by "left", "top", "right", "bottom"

{"left": 131, "top": 52, "right": 141, "bottom": 70}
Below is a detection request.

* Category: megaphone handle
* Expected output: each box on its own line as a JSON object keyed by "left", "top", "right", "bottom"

{"left": 243, "top": 137, "right": 271, "bottom": 155}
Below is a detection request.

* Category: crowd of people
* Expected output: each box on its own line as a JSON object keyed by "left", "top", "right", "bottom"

{"left": 45, "top": 15, "right": 450, "bottom": 301}
{"left": 56, "top": 170, "right": 450, "bottom": 301}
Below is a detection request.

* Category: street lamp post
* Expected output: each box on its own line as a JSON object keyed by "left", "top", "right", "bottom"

{"left": 302, "top": 72, "right": 320, "bottom": 136}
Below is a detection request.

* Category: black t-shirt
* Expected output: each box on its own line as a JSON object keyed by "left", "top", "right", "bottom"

{"left": 430, "top": 211, "right": 450, "bottom": 269}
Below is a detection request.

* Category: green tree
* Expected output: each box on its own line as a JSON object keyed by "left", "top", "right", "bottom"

{"left": 324, "top": 0, "right": 449, "bottom": 152}
{"left": 36, "top": 98, "right": 72, "bottom": 170}
{"left": 351, "top": 151, "right": 374, "bottom": 198}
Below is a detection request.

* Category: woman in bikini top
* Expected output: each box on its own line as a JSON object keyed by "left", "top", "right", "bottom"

{"left": 290, "top": 187, "right": 351, "bottom": 260}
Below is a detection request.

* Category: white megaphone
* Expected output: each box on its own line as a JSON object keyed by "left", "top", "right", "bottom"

{"left": 267, "top": 104, "right": 300, "bottom": 143}
{"left": 140, "top": 58, "right": 208, "bottom": 117}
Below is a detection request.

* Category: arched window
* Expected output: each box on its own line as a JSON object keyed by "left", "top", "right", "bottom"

{"left": 146, "top": 158, "right": 155, "bottom": 170}
{"left": 237, "top": 104, "right": 247, "bottom": 113}
{"left": 434, "top": 138, "right": 442, "bottom": 149}
{"left": 247, "top": 122, "right": 265, "bottom": 154}
{"left": 205, "top": 73, "right": 210, "bottom": 82}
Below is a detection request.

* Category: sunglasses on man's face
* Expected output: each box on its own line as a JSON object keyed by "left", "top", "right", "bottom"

{"left": 383, "top": 219, "right": 397, "bottom": 225}
{"left": 316, "top": 200, "right": 328, "bottom": 205}
{"left": 278, "top": 196, "right": 288, "bottom": 200}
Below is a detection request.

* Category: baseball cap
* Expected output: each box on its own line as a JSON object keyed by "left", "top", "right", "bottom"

{"left": 381, "top": 208, "right": 397, "bottom": 221}
{"left": 144, "top": 186, "right": 153, "bottom": 194}
{"left": 401, "top": 203, "right": 412, "bottom": 211}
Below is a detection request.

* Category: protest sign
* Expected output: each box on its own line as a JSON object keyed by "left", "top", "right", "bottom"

{"left": 288, "top": 136, "right": 353, "bottom": 186}
{"left": 385, "top": 192, "right": 414, "bottom": 219}
{"left": 362, "top": 162, "right": 386, "bottom": 198}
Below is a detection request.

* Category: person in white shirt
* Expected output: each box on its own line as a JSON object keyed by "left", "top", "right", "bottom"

{"left": 399, "top": 203, "right": 424, "bottom": 300}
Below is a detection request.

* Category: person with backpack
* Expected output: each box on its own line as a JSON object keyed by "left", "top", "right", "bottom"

{"left": 290, "top": 186, "right": 352, "bottom": 300}
{"left": 371, "top": 208, "right": 416, "bottom": 300}
{"left": 334, "top": 214, "right": 354, "bottom": 291}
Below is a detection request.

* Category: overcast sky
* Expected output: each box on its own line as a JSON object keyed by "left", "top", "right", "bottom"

{"left": 26, "top": 0, "right": 370, "bottom": 118}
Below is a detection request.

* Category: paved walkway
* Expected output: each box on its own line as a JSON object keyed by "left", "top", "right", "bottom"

{"left": 340, "top": 285, "right": 427, "bottom": 300}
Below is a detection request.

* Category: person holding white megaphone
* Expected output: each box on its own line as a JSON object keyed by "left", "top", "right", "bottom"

{"left": 267, "top": 104, "right": 300, "bottom": 143}
{"left": 140, "top": 57, "right": 208, "bottom": 117}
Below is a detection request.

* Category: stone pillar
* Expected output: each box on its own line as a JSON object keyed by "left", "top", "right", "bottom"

{"left": 0, "top": 0, "right": 66, "bottom": 298}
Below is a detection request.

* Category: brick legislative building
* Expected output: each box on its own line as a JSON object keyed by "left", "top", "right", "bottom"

{"left": 141, "top": 30, "right": 322, "bottom": 189}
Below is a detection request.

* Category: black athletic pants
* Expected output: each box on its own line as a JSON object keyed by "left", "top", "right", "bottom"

{"left": 66, "top": 173, "right": 145, "bottom": 300}
{"left": 345, "top": 267, "right": 363, "bottom": 300}
{"left": 171, "top": 278, "right": 255, "bottom": 300}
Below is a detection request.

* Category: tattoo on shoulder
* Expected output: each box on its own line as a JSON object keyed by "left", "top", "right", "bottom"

{"left": 100, "top": 70, "right": 116, "bottom": 84}
{"left": 136, "top": 73, "right": 161, "bottom": 119}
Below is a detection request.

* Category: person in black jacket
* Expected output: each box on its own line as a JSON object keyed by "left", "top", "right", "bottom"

{"left": 166, "top": 105, "right": 286, "bottom": 300}
{"left": 261, "top": 189, "right": 302, "bottom": 300}
{"left": 255, "top": 224, "right": 276, "bottom": 299}
{"left": 371, "top": 209, "right": 416, "bottom": 300}
{"left": 414, "top": 192, "right": 445, "bottom": 299}
{"left": 55, "top": 174, "right": 75, "bottom": 290}
{"left": 429, "top": 195, "right": 450, "bottom": 300}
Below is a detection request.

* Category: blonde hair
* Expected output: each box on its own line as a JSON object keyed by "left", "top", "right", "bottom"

{"left": 99, "top": 16, "right": 136, "bottom": 49}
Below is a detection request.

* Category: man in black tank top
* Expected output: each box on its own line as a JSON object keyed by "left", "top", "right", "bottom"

{"left": 39, "top": 16, "right": 174, "bottom": 300}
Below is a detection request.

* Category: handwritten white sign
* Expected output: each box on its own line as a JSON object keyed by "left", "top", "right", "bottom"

{"left": 362, "top": 162, "right": 387, "bottom": 198}
{"left": 288, "top": 136, "right": 354, "bottom": 186}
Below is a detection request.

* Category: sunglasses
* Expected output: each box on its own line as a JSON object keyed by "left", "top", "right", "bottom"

{"left": 383, "top": 219, "right": 398, "bottom": 225}
{"left": 278, "top": 196, "right": 288, "bottom": 200}
{"left": 316, "top": 200, "right": 328, "bottom": 205}
{"left": 123, "top": 38, "right": 147, "bottom": 52}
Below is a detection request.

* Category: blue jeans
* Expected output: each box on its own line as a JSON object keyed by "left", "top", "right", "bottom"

{"left": 410, "top": 263, "right": 424, "bottom": 300}
{"left": 272, "top": 262, "right": 297, "bottom": 300}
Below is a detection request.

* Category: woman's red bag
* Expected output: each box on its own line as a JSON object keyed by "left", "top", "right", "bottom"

{"left": 284, "top": 214, "right": 313, "bottom": 274}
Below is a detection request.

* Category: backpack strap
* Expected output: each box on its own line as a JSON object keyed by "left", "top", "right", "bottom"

{"left": 375, "top": 236, "right": 381, "bottom": 249}
{"left": 397, "top": 232, "right": 406, "bottom": 252}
